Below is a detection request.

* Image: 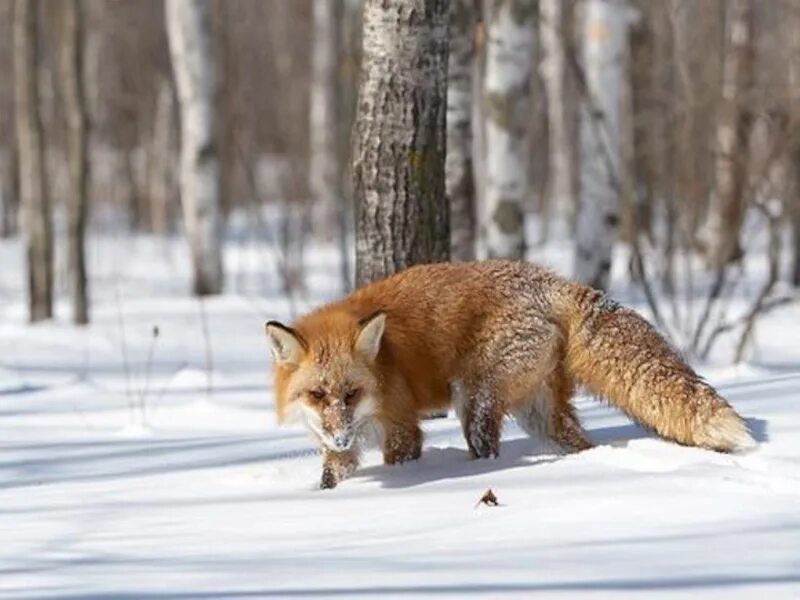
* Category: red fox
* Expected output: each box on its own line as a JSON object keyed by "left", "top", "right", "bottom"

{"left": 266, "top": 261, "right": 754, "bottom": 489}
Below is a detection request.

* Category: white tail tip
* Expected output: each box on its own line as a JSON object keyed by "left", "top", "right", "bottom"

{"left": 702, "top": 408, "right": 757, "bottom": 452}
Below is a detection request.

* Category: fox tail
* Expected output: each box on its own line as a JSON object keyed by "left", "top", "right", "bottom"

{"left": 551, "top": 285, "right": 755, "bottom": 452}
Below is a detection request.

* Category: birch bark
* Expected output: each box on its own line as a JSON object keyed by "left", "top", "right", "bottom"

{"left": 166, "top": 0, "right": 224, "bottom": 295}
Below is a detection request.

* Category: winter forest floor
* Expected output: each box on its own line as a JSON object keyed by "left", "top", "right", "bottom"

{"left": 1, "top": 228, "right": 800, "bottom": 599}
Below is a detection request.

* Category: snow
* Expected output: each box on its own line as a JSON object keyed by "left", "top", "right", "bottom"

{"left": 2, "top": 232, "right": 800, "bottom": 599}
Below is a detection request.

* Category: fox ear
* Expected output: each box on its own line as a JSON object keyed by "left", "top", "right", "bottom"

{"left": 265, "top": 321, "right": 306, "bottom": 366}
{"left": 355, "top": 312, "right": 386, "bottom": 361}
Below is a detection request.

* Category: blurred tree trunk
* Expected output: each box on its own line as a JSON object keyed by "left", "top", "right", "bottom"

{"left": 148, "top": 77, "right": 177, "bottom": 235}
{"left": 573, "top": 0, "right": 634, "bottom": 290}
{"left": 61, "top": 0, "right": 90, "bottom": 325}
{"left": 353, "top": 0, "right": 449, "bottom": 287}
{"left": 309, "top": 0, "right": 343, "bottom": 240}
{"left": 447, "top": 0, "right": 478, "bottom": 262}
{"left": 540, "top": 0, "right": 577, "bottom": 234}
{"left": 14, "top": 0, "right": 52, "bottom": 322}
{"left": 0, "top": 145, "right": 19, "bottom": 238}
{"left": 166, "top": 0, "right": 224, "bottom": 296}
{"left": 790, "top": 10, "right": 800, "bottom": 288}
{"left": 310, "top": 0, "right": 351, "bottom": 290}
{"left": 705, "top": 0, "right": 753, "bottom": 269}
{"left": 483, "top": 0, "right": 535, "bottom": 259}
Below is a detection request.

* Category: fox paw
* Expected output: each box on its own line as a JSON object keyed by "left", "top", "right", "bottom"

{"left": 320, "top": 469, "right": 338, "bottom": 490}
{"left": 468, "top": 437, "right": 500, "bottom": 460}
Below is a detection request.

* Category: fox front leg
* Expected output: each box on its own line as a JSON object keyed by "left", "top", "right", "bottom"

{"left": 382, "top": 421, "right": 423, "bottom": 465}
{"left": 320, "top": 448, "right": 359, "bottom": 489}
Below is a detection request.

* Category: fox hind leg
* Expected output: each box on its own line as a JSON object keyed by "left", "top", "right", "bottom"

{"left": 453, "top": 380, "right": 503, "bottom": 459}
{"left": 511, "top": 370, "right": 593, "bottom": 454}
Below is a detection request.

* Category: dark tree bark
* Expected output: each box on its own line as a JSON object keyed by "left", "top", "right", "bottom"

{"left": 14, "top": 0, "right": 53, "bottom": 322}
{"left": 0, "top": 144, "right": 19, "bottom": 238}
{"left": 353, "top": 0, "right": 450, "bottom": 287}
{"left": 61, "top": 0, "right": 90, "bottom": 325}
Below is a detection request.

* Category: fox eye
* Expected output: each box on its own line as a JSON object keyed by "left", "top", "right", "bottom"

{"left": 309, "top": 389, "right": 326, "bottom": 401}
{"left": 344, "top": 388, "right": 360, "bottom": 402}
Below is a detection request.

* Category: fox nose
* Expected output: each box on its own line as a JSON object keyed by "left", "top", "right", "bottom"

{"left": 332, "top": 433, "right": 352, "bottom": 450}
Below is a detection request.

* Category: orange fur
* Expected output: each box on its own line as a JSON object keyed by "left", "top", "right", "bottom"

{"left": 266, "top": 261, "right": 754, "bottom": 489}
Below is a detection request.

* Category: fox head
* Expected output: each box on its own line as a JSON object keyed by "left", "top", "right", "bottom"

{"left": 265, "top": 311, "right": 385, "bottom": 452}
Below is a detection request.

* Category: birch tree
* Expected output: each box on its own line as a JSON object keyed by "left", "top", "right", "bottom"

{"left": 705, "top": 0, "right": 753, "bottom": 269}
{"left": 573, "top": 0, "right": 635, "bottom": 290}
{"left": 540, "top": 0, "right": 576, "bottom": 231}
{"left": 14, "top": 0, "right": 53, "bottom": 321}
{"left": 166, "top": 0, "right": 224, "bottom": 295}
{"left": 353, "top": 0, "right": 449, "bottom": 287}
{"left": 789, "top": 10, "right": 800, "bottom": 287}
{"left": 61, "top": 0, "right": 90, "bottom": 325}
{"left": 483, "top": 0, "right": 535, "bottom": 259}
{"left": 447, "top": 0, "right": 478, "bottom": 261}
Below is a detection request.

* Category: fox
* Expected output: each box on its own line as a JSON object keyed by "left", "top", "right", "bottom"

{"left": 265, "top": 260, "right": 755, "bottom": 489}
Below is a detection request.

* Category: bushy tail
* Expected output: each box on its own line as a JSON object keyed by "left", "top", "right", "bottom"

{"left": 552, "top": 284, "right": 755, "bottom": 452}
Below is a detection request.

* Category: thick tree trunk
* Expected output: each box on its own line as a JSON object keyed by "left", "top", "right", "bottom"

{"left": 166, "top": 0, "right": 224, "bottom": 296}
{"left": 447, "top": 0, "right": 478, "bottom": 261}
{"left": 309, "top": 0, "right": 343, "bottom": 242}
{"left": 483, "top": 0, "right": 535, "bottom": 259}
{"left": 573, "top": 0, "right": 633, "bottom": 290}
{"left": 705, "top": 0, "right": 753, "bottom": 269}
{"left": 540, "top": 0, "right": 577, "bottom": 231}
{"left": 353, "top": 0, "right": 449, "bottom": 287}
{"left": 61, "top": 0, "right": 90, "bottom": 325}
{"left": 14, "top": 0, "right": 53, "bottom": 322}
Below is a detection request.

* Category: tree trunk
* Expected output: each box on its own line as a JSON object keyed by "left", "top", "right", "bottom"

{"left": 705, "top": 0, "right": 753, "bottom": 269}
{"left": 790, "top": 10, "right": 800, "bottom": 288}
{"left": 540, "top": 0, "right": 577, "bottom": 231}
{"left": 309, "top": 0, "right": 343, "bottom": 242}
{"left": 14, "top": 0, "right": 53, "bottom": 322}
{"left": 149, "top": 76, "right": 177, "bottom": 235}
{"left": 447, "top": 0, "right": 478, "bottom": 262}
{"left": 166, "top": 0, "right": 224, "bottom": 296}
{"left": 61, "top": 0, "right": 90, "bottom": 325}
{"left": 483, "top": 0, "right": 535, "bottom": 259}
{"left": 353, "top": 0, "right": 449, "bottom": 287}
{"left": 0, "top": 145, "right": 19, "bottom": 238}
{"left": 573, "top": 0, "right": 634, "bottom": 290}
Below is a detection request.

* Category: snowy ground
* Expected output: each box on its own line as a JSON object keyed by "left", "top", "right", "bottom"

{"left": 1, "top": 231, "right": 800, "bottom": 599}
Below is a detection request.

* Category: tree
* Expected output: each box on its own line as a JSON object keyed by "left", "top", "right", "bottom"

{"left": 310, "top": 0, "right": 351, "bottom": 289}
{"left": 14, "top": 0, "right": 53, "bottom": 322}
{"left": 61, "top": 0, "right": 90, "bottom": 325}
{"left": 484, "top": 0, "right": 535, "bottom": 258}
{"left": 353, "top": 0, "right": 450, "bottom": 287}
{"left": 447, "top": 0, "right": 478, "bottom": 261}
{"left": 573, "top": 0, "right": 635, "bottom": 290}
{"left": 309, "top": 0, "right": 343, "bottom": 241}
{"left": 166, "top": 0, "right": 223, "bottom": 295}
{"left": 704, "top": 0, "right": 753, "bottom": 269}
{"left": 483, "top": 0, "right": 535, "bottom": 259}
{"left": 790, "top": 7, "right": 800, "bottom": 288}
{"left": 539, "top": 0, "right": 577, "bottom": 233}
